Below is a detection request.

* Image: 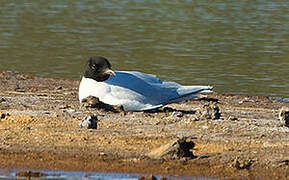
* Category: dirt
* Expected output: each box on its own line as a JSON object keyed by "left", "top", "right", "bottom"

{"left": 0, "top": 70, "right": 289, "bottom": 179}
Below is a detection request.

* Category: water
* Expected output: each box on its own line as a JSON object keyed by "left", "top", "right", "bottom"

{"left": 0, "top": 0, "right": 288, "bottom": 98}
{"left": 0, "top": 169, "right": 216, "bottom": 180}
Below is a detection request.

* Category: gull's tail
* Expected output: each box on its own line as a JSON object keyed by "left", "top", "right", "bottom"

{"left": 167, "top": 85, "right": 213, "bottom": 104}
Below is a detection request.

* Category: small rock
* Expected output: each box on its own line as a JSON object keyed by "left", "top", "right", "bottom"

{"left": 99, "top": 152, "right": 106, "bottom": 156}
{"left": 194, "top": 102, "right": 221, "bottom": 120}
{"left": 233, "top": 158, "right": 254, "bottom": 170}
{"left": 36, "top": 94, "right": 48, "bottom": 97}
{"left": 0, "top": 113, "right": 10, "bottom": 119}
{"left": 202, "top": 125, "right": 209, "bottom": 129}
{"left": 147, "top": 137, "right": 195, "bottom": 159}
{"left": 279, "top": 106, "right": 289, "bottom": 127}
{"left": 170, "top": 111, "right": 183, "bottom": 118}
{"left": 55, "top": 86, "right": 63, "bottom": 90}
{"left": 227, "top": 116, "right": 238, "bottom": 121}
{"left": 139, "top": 174, "right": 157, "bottom": 180}
{"left": 79, "top": 115, "right": 98, "bottom": 129}
{"left": 1, "top": 113, "right": 6, "bottom": 119}
{"left": 186, "top": 115, "right": 200, "bottom": 122}
{"left": 238, "top": 97, "right": 250, "bottom": 104}
{"left": 81, "top": 96, "right": 100, "bottom": 108}
{"left": 66, "top": 109, "right": 76, "bottom": 113}
{"left": 59, "top": 104, "right": 70, "bottom": 109}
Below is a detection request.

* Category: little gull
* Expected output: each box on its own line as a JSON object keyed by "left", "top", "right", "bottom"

{"left": 79, "top": 56, "right": 213, "bottom": 111}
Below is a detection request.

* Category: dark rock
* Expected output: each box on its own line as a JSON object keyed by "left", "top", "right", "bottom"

{"left": 1, "top": 113, "right": 5, "bottom": 119}
{"left": 79, "top": 115, "right": 98, "bottom": 129}
{"left": 0, "top": 113, "right": 9, "bottom": 119}
{"left": 279, "top": 106, "right": 289, "bottom": 127}
{"left": 81, "top": 96, "right": 126, "bottom": 114}
{"left": 81, "top": 96, "right": 100, "bottom": 108}
{"left": 147, "top": 137, "right": 195, "bottom": 159}
{"left": 139, "top": 174, "right": 157, "bottom": 180}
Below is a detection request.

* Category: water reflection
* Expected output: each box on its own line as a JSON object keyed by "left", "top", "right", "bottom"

{"left": 0, "top": 0, "right": 288, "bottom": 98}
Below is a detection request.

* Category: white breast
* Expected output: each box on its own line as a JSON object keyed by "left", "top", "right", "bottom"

{"left": 79, "top": 76, "right": 157, "bottom": 110}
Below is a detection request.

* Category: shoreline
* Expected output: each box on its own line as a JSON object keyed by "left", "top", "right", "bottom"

{"left": 0, "top": 71, "right": 289, "bottom": 179}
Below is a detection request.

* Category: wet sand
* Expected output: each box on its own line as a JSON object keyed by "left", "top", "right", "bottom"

{"left": 0, "top": 71, "right": 288, "bottom": 179}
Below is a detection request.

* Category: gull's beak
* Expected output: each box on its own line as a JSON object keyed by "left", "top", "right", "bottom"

{"left": 104, "top": 68, "right": 116, "bottom": 76}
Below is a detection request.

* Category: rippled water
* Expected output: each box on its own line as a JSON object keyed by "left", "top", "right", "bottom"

{"left": 0, "top": 0, "right": 288, "bottom": 98}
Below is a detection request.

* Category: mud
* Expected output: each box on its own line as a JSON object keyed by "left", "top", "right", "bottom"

{"left": 0, "top": 71, "right": 289, "bottom": 179}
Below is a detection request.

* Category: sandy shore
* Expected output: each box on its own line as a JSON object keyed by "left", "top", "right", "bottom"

{"left": 0, "top": 71, "right": 288, "bottom": 179}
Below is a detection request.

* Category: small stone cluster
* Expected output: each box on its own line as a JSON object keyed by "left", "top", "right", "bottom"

{"left": 194, "top": 102, "right": 221, "bottom": 120}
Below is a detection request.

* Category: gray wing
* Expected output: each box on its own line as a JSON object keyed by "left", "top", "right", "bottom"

{"left": 106, "top": 71, "right": 213, "bottom": 107}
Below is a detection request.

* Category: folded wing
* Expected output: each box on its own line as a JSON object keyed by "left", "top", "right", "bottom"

{"left": 105, "top": 71, "right": 213, "bottom": 110}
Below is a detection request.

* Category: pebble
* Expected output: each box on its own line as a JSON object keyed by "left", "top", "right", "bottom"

{"left": 227, "top": 116, "right": 239, "bottom": 121}
{"left": 170, "top": 111, "right": 183, "bottom": 118}
{"left": 279, "top": 106, "right": 289, "bottom": 127}
{"left": 79, "top": 115, "right": 98, "bottom": 129}
{"left": 66, "top": 109, "right": 76, "bottom": 113}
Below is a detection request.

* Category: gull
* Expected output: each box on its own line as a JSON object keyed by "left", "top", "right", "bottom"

{"left": 79, "top": 56, "right": 213, "bottom": 111}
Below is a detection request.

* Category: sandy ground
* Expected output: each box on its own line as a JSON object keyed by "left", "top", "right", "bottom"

{"left": 0, "top": 71, "right": 288, "bottom": 179}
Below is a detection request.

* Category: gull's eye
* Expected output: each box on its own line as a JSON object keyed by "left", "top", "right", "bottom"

{"left": 91, "top": 64, "right": 98, "bottom": 70}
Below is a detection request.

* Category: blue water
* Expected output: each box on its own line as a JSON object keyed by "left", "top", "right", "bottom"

{"left": 0, "top": 169, "right": 217, "bottom": 180}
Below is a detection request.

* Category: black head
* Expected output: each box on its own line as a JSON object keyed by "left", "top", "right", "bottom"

{"left": 84, "top": 56, "right": 115, "bottom": 81}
